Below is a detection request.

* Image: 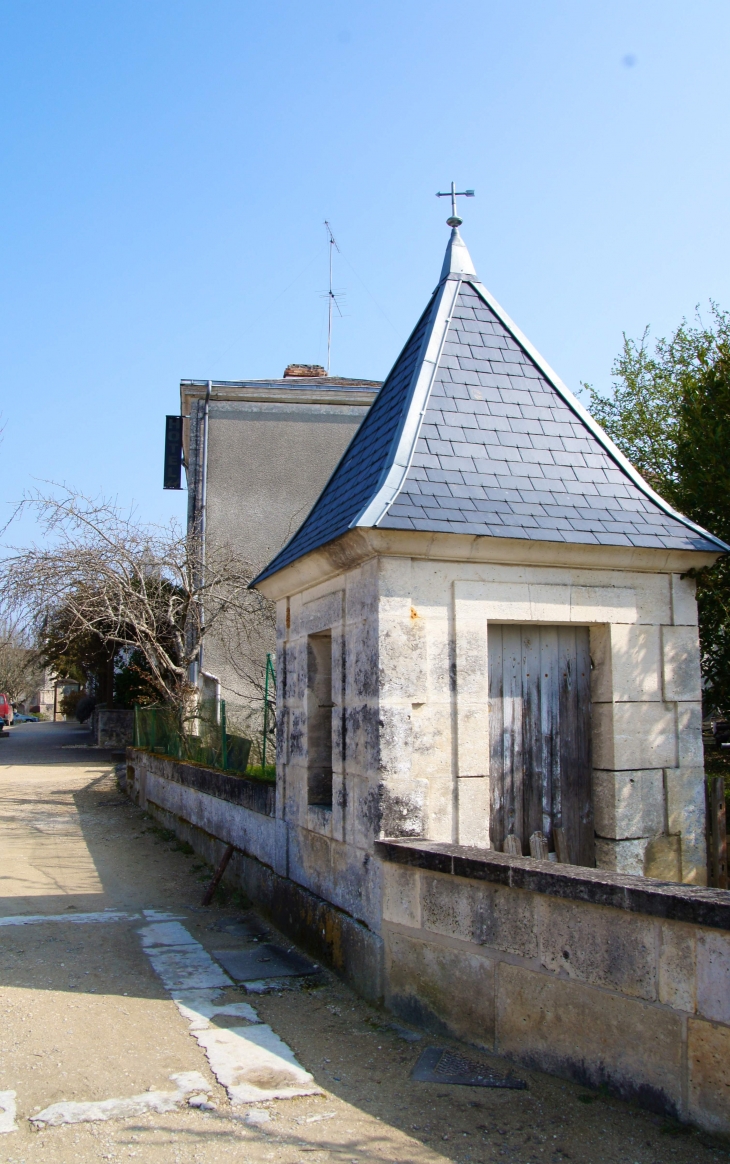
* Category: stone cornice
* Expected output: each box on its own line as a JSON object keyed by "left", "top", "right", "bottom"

{"left": 254, "top": 527, "right": 721, "bottom": 601}
{"left": 375, "top": 839, "right": 730, "bottom": 930}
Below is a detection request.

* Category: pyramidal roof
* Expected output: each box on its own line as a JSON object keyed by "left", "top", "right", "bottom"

{"left": 255, "top": 229, "right": 727, "bottom": 583}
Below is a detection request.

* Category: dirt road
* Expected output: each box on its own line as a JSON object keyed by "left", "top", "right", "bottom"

{"left": 0, "top": 720, "right": 724, "bottom": 1163}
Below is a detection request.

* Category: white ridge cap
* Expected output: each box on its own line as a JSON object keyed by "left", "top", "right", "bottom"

{"left": 440, "top": 227, "right": 477, "bottom": 280}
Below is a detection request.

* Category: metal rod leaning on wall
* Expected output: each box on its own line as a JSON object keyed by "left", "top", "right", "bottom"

{"left": 711, "top": 776, "right": 728, "bottom": 888}
{"left": 262, "top": 652, "right": 276, "bottom": 769}
{"left": 201, "top": 844, "right": 235, "bottom": 907}
{"left": 221, "top": 699, "right": 227, "bottom": 770}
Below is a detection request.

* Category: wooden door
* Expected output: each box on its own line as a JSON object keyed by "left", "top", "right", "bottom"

{"left": 488, "top": 624, "right": 594, "bottom": 866}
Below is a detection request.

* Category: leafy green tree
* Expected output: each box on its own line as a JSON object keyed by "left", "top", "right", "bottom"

{"left": 585, "top": 306, "right": 730, "bottom": 712}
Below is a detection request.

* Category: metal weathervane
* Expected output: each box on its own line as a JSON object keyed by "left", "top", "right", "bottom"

{"left": 436, "top": 181, "right": 475, "bottom": 227}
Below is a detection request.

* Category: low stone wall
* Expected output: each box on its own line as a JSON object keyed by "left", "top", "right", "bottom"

{"left": 124, "top": 748, "right": 383, "bottom": 1001}
{"left": 123, "top": 746, "right": 730, "bottom": 1133}
{"left": 126, "top": 748, "right": 278, "bottom": 868}
{"left": 376, "top": 838, "right": 730, "bottom": 1135}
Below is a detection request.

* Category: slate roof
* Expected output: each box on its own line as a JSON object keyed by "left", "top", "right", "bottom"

{"left": 255, "top": 231, "right": 726, "bottom": 583}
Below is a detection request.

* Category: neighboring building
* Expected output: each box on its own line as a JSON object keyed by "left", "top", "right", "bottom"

{"left": 26, "top": 669, "right": 80, "bottom": 719}
{"left": 178, "top": 367, "right": 380, "bottom": 722}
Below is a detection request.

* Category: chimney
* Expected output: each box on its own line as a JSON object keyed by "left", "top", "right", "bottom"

{"left": 283, "top": 364, "right": 326, "bottom": 378}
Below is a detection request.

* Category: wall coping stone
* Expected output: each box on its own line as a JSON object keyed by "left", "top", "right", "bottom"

{"left": 375, "top": 838, "right": 730, "bottom": 931}
{"left": 127, "top": 746, "right": 275, "bottom": 817}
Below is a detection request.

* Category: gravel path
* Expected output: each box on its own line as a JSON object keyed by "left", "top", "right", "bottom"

{"left": 0, "top": 720, "right": 725, "bottom": 1163}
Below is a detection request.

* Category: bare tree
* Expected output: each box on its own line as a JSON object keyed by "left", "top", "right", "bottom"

{"left": 0, "top": 488, "right": 274, "bottom": 717}
{"left": 0, "top": 621, "right": 44, "bottom": 704}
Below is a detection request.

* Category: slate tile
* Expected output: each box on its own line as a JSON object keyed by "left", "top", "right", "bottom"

{"left": 509, "top": 501, "right": 547, "bottom": 517}
{"left": 438, "top": 425, "right": 467, "bottom": 442}
{"left": 573, "top": 466, "right": 609, "bottom": 483}
{"left": 509, "top": 417, "right": 544, "bottom": 436}
{"left": 533, "top": 516, "right": 574, "bottom": 531}
{"left": 563, "top": 478, "right": 598, "bottom": 495}
{"left": 630, "top": 533, "right": 671, "bottom": 548}
{"left": 569, "top": 518, "right": 607, "bottom": 532}
{"left": 485, "top": 485, "right": 526, "bottom": 502}
{"left": 520, "top": 447, "right": 555, "bottom": 465}
{"left": 476, "top": 413, "right": 513, "bottom": 433}
{"left": 519, "top": 405, "right": 554, "bottom": 421}
{"left": 480, "top": 333, "right": 508, "bottom": 349}
{"left": 497, "top": 430, "right": 527, "bottom": 448}
{"left": 497, "top": 461, "right": 534, "bottom": 478}
{"left": 487, "top": 402, "right": 524, "bottom": 420}
{"left": 440, "top": 456, "right": 477, "bottom": 473}
{"left": 418, "top": 480, "right": 453, "bottom": 497}
{"left": 584, "top": 452, "right": 609, "bottom": 469}
{"left": 426, "top": 468, "right": 466, "bottom": 484}
{"left": 478, "top": 372, "right": 514, "bottom": 391}
{"left": 472, "top": 498, "right": 513, "bottom": 514}
{"left": 528, "top": 434, "right": 564, "bottom": 452}
{"left": 426, "top": 439, "right": 455, "bottom": 456}
{"left": 519, "top": 488, "right": 558, "bottom": 505}
{"left": 562, "top": 438, "right": 595, "bottom": 455}
{"left": 411, "top": 451, "right": 442, "bottom": 470}
{"left": 540, "top": 420, "right": 575, "bottom": 438}
{"left": 499, "top": 523, "right": 535, "bottom": 538}
{"left": 439, "top": 495, "right": 476, "bottom": 511}
{"left": 476, "top": 477, "right": 501, "bottom": 490}
{"left": 449, "top": 483, "right": 486, "bottom": 500}
{"left": 542, "top": 464, "right": 576, "bottom": 480}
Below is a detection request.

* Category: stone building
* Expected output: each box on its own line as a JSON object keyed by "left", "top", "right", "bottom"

{"left": 179, "top": 368, "right": 379, "bottom": 711}
{"left": 255, "top": 225, "right": 726, "bottom": 886}
{"left": 130, "top": 223, "right": 730, "bottom": 1129}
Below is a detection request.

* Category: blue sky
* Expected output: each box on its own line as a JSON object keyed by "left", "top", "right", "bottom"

{"left": 1, "top": 1, "right": 729, "bottom": 537}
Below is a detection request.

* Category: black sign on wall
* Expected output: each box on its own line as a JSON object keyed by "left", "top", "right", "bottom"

{"left": 163, "top": 416, "right": 183, "bottom": 490}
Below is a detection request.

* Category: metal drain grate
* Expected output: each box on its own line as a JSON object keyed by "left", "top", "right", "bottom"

{"left": 411, "top": 1046, "right": 527, "bottom": 1089}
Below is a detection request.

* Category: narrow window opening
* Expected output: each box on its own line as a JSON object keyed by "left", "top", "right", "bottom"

{"left": 307, "top": 630, "right": 333, "bottom": 807}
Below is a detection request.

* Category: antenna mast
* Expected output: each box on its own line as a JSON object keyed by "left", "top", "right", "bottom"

{"left": 324, "top": 220, "right": 340, "bottom": 375}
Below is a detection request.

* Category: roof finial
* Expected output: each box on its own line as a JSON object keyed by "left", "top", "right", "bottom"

{"left": 436, "top": 181, "right": 475, "bottom": 227}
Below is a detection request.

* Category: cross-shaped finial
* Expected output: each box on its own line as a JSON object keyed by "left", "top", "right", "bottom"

{"left": 436, "top": 181, "right": 475, "bottom": 227}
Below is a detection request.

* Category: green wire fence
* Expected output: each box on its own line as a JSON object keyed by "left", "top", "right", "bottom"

{"left": 133, "top": 698, "right": 252, "bottom": 775}
{"left": 133, "top": 655, "right": 277, "bottom": 782}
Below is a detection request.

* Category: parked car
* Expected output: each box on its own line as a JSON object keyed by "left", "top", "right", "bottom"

{"left": 13, "top": 712, "right": 38, "bottom": 723}
{"left": 0, "top": 694, "right": 13, "bottom": 726}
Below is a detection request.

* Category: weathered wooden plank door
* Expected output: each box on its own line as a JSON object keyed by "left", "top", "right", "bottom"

{"left": 488, "top": 624, "right": 594, "bottom": 866}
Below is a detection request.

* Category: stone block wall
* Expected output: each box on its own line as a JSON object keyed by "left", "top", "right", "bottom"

{"left": 275, "top": 543, "right": 707, "bottom": 886}
{"left": 93, "top": 707, "right": 134, "bottom": 747}
{"left": 378, "top": 839, "right": 730, "bottom": 1134}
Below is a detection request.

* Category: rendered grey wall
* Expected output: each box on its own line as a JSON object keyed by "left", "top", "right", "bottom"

{"left": 206, "top": 402, "right": 368, "bottom": 571}
{"left": 201, "top": 401, "right": 369, "bottom": 719}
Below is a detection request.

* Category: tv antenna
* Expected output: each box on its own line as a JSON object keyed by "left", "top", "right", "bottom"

{"left": 436, "top": 181, "right": 475, "bottom": 227}
{"left": 324, "top": 220, "right": 344, "bottom": 375}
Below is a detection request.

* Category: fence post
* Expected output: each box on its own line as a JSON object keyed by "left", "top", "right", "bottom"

{"left": 133, "top": 704, "right": 139, "bottom": 747}
{"left": 221, "top": 699, "right": 227, "bottom": 771}
{"left": 711, "top": 776, "right": 728, "bottom": 889}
